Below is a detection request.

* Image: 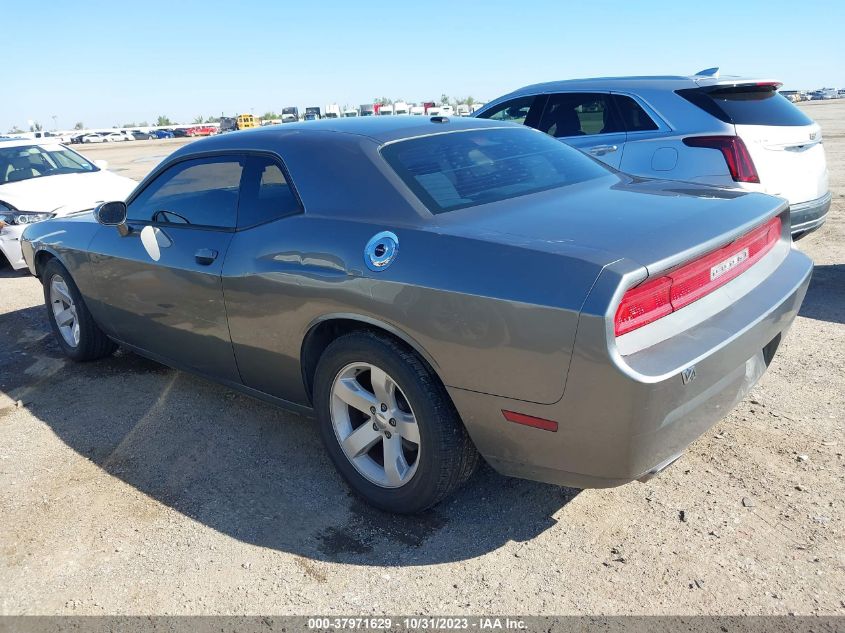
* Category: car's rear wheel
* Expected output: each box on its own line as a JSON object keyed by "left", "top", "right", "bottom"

{"left": 42, "top": 259, "right": 116, "bottom": 362}
{"left": 314, "top": 331, "right": 478, "bottom": 514}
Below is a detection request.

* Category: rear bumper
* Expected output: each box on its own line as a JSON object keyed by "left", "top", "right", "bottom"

{"left": 790, "top": 192, "right": 831, "bottom": 237}
{"left": 449, "top": 245, "right": 813, "bottom": 488}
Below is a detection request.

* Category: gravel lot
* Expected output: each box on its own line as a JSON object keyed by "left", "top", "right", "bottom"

{"left": 1, "top": 102, "right": 842, "bottom": 616}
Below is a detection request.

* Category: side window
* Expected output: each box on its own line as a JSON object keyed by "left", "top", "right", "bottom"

{"left": 128, "top": 156, "right": 244, "bottom": 228}
{"left": 476, "top": 95, "right": 544, "bottom": 126}
{"left": 614, "top": 95, "right": 659, "bottom": 132}
{"left": 237, "top": 155, "right": 301, "bottom": 228}
{"left": 537, "top": 93, "right": 624, "bottom": 138}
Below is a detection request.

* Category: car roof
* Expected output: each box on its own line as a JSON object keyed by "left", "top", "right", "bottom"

{"left": 172, "top": 115, "right": 518, "bottom": 153}
{"left": 0, "top": 138, "right": 64, "bottom": 149}
{"left": 496, "top": 72, "right": 781, "bottom": 98}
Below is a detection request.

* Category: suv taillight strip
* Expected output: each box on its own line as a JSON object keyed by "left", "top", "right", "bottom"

{"left": 682, "top": 135, "right": 760, "bottom": 183}
{"left": 614, "top": 216, "right": 782, "bottom": 337}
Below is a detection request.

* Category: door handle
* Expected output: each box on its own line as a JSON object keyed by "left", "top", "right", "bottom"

{"left": 588, "top": 144, "right": 619, "bottom": 156}
{"left": 195, "top": 248, "right": 218, "bottom": 265}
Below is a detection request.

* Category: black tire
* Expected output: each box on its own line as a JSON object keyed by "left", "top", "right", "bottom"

{"left": 314, "top": 331, "right": 479, "bottom": 514}
{"left": 42, "top": 259, "right": 117, "bottom": 362}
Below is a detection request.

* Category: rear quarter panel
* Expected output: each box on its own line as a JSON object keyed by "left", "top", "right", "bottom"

{"left": 221, "top": 215, "right": 606, "bottom": 406}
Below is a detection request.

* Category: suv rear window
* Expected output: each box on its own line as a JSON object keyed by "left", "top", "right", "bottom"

{"left": 678, "top": 86, "right": 813, "bottom": 126}
{"left": 380, "top": 127, "right": 610, "bottom": 214}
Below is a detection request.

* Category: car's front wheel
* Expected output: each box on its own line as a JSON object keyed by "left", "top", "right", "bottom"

{"left": 314, "top": 331, "right": 478, "bottom": 513}
{"left": 42, "top": 259, "right": 117, "bottom": 362}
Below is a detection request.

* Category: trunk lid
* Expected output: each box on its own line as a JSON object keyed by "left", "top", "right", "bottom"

{"left": 435, "top": 175, "right": 787, "bottom": 276}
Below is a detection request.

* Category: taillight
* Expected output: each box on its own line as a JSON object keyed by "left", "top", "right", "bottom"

{"left": 682, "top": 135, "right": 760, "bottom": 183}
{"left": 614, "top": 216, "right": 782, "bottom": 337}
{"left": 614, "top": 276, "right": 673, "bottom": 336}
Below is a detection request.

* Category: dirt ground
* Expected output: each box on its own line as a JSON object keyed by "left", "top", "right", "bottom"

{"left": 0, "top": 103, "right": 842, "bottom": 616}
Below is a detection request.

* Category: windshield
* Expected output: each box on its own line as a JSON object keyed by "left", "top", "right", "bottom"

{"left": 381, "top": 127, "right": 610, "bottom": 214}
{"left": 0, "top": 145, "right": 97, "bottom": 185}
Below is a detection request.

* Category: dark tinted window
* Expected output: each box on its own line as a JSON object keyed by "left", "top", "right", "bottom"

{"left": 537, "top": 93, "right": 623, "bottom": 138}
{"left": 476, "top": 96, "right": 540, "bottom": 125}
{"left": 237, "top": 155, "right": 301, "bottom": 228}
{"left": 381, "top": 128, "right": 610, "bottom": 214}
{"left": 128, "top": 156, "right": 243, "bottom": 227}
{"left": 678, "top": 86, "right": 813, "bottom": 126}
{"left": 614, "top": 95, "right": 659, "bottom": 132}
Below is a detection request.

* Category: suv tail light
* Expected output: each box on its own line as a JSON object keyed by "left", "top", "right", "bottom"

{"left": 682, "top": 135, "right": 760, "bottom": 183}
{"left": 614, "top": 216, "right": 782, "bottom": 337}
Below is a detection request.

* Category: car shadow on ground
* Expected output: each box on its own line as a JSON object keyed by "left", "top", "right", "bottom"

{"left": 799, "top": 263, "right": 845, "bottom": 325}
{"left": 0, "top": 304, "right": 577, "bottom": 567}
{"left": 0, "top": 266, "right": 30, "bottom": 279}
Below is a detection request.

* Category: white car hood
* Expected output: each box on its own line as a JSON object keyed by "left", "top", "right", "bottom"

{"left": 0, "top": 170, "right": 137, "bottom": 216}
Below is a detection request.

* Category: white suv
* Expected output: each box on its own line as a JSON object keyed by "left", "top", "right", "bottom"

{"left": 474, "top": 69, "right": 830, "bottom": 238}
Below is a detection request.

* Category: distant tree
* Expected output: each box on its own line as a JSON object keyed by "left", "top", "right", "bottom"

{"left": 29, "top": 121, "right": 43, "bottom": 132}
{"left": 8, "top": 126, "right": 24, "bottom": 133}
{"left": 192, "top": 115, "right": 205, "bottom": 124}
{"left": 261, "top": 111, "right": 279, "bottom": 121}
{"left": 156, "top": 115, "right": 173, "bottom": 126}
{"left": 440, "top": 93, "right": 450, "bottom": 105}
{"left": 73, "top": 122, "right": 84, "bottom": 130}
{"left": 122, "top": 122, "right": 136, "bottom": 127}
{"left": 374, "top": 96, "right": 394, "bottom": 105}
{"left": 465, "top": 96, "right": 475, "bottom": 106}
{"left": 138, "top": 121, "right": 149, "bottom": 127}
{"left": 205, "top": 115, "right": 220, "bottom": 123}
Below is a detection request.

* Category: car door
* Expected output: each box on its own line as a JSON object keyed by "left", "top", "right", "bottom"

{"left": 219, "top": 154, "right": 308, "bottom": 402}
{"left": 535, "top": 92, "right": 627, "bottom": 168}
{"left": 87, "top": 154, "right": 244, "bottom": 382}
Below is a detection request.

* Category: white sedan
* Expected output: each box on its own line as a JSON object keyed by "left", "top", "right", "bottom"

{"left": 0, "top": 139, "right": 136, "bottom": 270}
{"left": 101, "top": 132, "right": 130, "bottom": 143}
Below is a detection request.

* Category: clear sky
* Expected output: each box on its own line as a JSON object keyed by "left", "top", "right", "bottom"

{"left": 4, "top": 0, "right": 843, "bottom": 130}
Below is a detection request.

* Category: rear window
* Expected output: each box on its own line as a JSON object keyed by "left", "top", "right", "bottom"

{"left": 380, "top": 128, "right": 610, "bottom": 214}
{"left": 678, "top": 86, "right": 813, "bottom": 126}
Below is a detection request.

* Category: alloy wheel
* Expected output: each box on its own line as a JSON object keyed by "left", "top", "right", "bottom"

{"left": 49, "top": 274, "right": 79, "bottom": 347}
{"left": 330, "top": 362, "right": 421, "bottom": 488}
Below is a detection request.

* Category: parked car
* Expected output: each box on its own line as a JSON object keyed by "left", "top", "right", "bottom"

{"left": 171, "top": 128, "right": 191, "bottom": 138}
{"left": 81, "top": 133, "right": 106, "bottom": 144}
{"left": 130, "top": 130, "right": 152, "bottom": 140}
{"left": 98, "top": 132, "right": 129, "bottom": 143}
{"left": 474, "top": 69, "right": 830, "bottom": 238}
{"left": 187, "top": 125, "right": 216, "bottom": 137}
{"left": 150, "top": 129, "right": 175, "bottom": 139}
{"left": 0, "top": 139, "right": 136, "bottom": 269}
{"left": 20, "top": 118, "right": 811, "bottom": 513}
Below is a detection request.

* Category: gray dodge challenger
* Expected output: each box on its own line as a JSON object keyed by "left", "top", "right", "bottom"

{"left": 21, "top": 116, "right": 812, "bottom": 513}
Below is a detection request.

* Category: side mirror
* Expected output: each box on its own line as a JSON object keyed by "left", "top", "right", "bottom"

{"left": 95, "top": 201, "right": 127, "bottom": 226}
{"left": 94, "top": 159, "right": 109, "bottom": 170}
